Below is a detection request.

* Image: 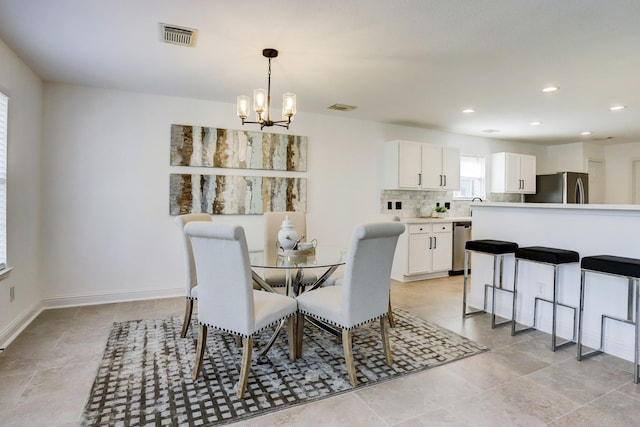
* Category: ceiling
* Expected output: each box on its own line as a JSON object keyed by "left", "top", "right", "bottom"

{"left": 1, "top": 0, "right": 639, "bottom": 145}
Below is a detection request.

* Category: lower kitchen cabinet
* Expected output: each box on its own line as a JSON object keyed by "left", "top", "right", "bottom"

{"left": 392, "top": 222, "right": 453, "bottom": 282}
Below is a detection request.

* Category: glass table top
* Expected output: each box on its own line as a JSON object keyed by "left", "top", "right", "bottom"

{"left": 249, "top": 246, "right": 347, "bottom": 269}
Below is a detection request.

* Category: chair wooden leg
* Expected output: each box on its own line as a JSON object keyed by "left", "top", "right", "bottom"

{"left": 380, "top": 317, "right": 393, "bottom": 366}
{"left": 180, "top": 298, "right": 194, "bottom": 338}
{"left": 234, "top": 336, "right": 242, "bottom": 347}
{"left": 192, "top": 324, "right": 207, "bottom": 380}
{"left": 342, "top": 329, "right": 358, "bottom": 387}
{"left": 287, "top": 315, "right": 297, "bottom": 361}
{"left": 388, "top": 294, "right": 396, "bottom": 328}
{"left": 296, "top": 312, "right": 305, "bottom": 357}
{"left": 236, "top": 336, "right": 253, "bottom": 399}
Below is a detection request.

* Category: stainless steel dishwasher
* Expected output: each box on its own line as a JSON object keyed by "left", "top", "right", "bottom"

{"left": 450, "top": 221, "right": 472, "bottom": 275}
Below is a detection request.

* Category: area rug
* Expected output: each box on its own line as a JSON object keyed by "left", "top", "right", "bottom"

{"left": 82, "top": 309, "right": 487, "bottom": 426}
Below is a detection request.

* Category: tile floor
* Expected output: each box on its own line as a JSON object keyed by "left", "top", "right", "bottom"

{"left": 1, "top": 276, "right": 639, "bottom": 426}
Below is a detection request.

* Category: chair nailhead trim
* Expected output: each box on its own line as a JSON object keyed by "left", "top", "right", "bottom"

{"left": 299, "top": 310, "right": 386, "bottom": 330}
{"left": 200, "top": 312, "right": 294, "bottom": 338}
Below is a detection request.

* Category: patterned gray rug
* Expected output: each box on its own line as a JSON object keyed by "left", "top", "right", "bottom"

{"left": 82, "top": 309, "right": 487, "bottom": 426}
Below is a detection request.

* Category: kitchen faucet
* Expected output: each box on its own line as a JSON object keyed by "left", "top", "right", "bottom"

{"left": 471, "top": 197, "right": 483, "bottom": 202}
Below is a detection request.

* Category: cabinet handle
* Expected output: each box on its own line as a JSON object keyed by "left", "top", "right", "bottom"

{"left": 433, "top": 236, "right": 437, "bottom": 249}
{"left": 439, "top": 175, "right": 443, "bottom": 186}
{"left": 418, "top": 173, "right": 422, "bottom": 186}
{"left": 443, "top": 175, "right": 447, "bottom": 187}
{"left": 429, "top": 236, "right": 432, "bottom": 250}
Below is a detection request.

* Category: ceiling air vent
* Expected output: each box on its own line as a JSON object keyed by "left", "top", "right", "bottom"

{"left": 328, "top": 103, "right": 357, "bottom": 112}
{"left": 160, "top": 23, "right": 198, "bottom": 47}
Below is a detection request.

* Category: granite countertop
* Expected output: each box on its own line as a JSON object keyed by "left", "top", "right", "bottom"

{"left": 402, "top": 216, "right": 472, "bottom": 223}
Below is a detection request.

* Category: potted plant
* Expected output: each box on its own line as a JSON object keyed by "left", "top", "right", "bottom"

{"left": 434, "top": 205, "right": 448, "bottom": 218}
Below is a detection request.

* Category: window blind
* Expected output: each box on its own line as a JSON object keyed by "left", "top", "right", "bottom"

{"left": 0, "top": 92, "right": 7, "bottom": 267}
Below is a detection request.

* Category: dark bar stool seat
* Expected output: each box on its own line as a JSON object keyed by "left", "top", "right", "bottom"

{"left": 511, "top": 246, "right": 580, "bottom": 351}
{"left": 463, "top": 239, "right": 518, "bottom": 328}
{"left": 578, "top": 255, "right": 640, "bottom": 384}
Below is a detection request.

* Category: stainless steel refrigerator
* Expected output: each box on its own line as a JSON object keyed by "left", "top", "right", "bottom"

{"left": 524, "top": 172, "right": 589, "bottom": 204}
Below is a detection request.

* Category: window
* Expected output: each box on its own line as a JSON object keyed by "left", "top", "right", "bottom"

{"left": 0, "top": 92, "right": 7, "bottom": 269}
{"left": 454, "top": 155, "right": 486, "bottom": 199}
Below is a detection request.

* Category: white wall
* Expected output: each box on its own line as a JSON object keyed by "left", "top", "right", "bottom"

{"left": 544, "top": 143, "right": 586, "bottom": 174}
{"left": 0, "top": 38, "right": 44, "bottom": 347}
{"left": 604, "top": 142, "right": 640, "bottom": 203}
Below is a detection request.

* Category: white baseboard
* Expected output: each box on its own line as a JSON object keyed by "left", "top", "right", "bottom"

{"left": 42, "top": 287, "right": 184, "bottom": 309}
{"left": 392, "top": 271, "right": 450, "bottom": 282}
{"left": 0, "top": 303, "right": 43, "bottom": 350}
{"left": 0, "top": 288, "right": 183, "bottom": 351}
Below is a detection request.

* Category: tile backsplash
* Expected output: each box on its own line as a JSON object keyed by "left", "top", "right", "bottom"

{"left": 380, "top": 190, "right": 521, "bottom": 218}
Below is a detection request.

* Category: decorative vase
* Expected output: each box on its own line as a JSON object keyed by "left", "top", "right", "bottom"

{"left": 277, "top": 215, "right": 299, "bottom": 250}
{"left": 437, "top": 212, "right": 446, "bottom": 218}
{"left": 419, "top": 205, "right": 432, "bottom": 218}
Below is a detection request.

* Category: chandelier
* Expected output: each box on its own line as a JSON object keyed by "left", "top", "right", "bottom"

{"left": 237, "top": 48, "right": 296, "bottom": 130}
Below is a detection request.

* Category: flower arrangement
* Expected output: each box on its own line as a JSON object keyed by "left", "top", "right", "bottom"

{"left": 434, "top": 205, "right": 448, "bottom": 213}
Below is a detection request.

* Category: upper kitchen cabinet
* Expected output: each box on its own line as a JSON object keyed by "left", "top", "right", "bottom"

{"left": 490, "top": 152, "right": 536, "bottom": 194}
{"left": 383, "top": 140, "right": 460, "bottom": 191}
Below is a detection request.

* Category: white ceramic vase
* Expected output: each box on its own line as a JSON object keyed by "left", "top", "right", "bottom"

{"left": 277, "top": 215, "right": 299, "bottom": 250}
{"left": 419, "top": 205, "right": 432, "bottom": 218}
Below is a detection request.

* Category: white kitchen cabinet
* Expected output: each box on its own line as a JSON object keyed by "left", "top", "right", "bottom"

{"left": 408, "top": 232, "right": 431, "bottom": 273}
{"left": 490, "top": 152, "right": 536, "bottom": 194}
{"left": 397, "top": 141, "right": 422, "bottom": 189}
{"left": 384, "top": 140, "right": 460, "bottom": 191}
{"left": 392, "top": 222, "right": 453, "bottom": 282}
{"left": 432, "top": 224, "right": 453, "bottom": 271}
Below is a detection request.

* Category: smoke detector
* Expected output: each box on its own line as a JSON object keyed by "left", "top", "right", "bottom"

{"left": 160, "top": 23, "right": 198, "bottom": 47}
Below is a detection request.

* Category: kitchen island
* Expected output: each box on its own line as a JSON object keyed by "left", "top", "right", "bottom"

{"left": 469, "top": 202, "right": 640, "bottom": 362}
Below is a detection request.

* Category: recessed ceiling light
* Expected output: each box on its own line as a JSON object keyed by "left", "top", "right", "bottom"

{"left": 462, "top": 108, "right": 475, "bottom": 113}
{"left": 530, "top": 121, "right": 542, "bottom": 126}
{"left": 542, "top": 86, "right": 559, "bottom": 93}
{"left": 610, "top": 105, "right": 626, "bottom": 111}
{"left": 580, "top": 131, "right": 592, "bottom": 136}
{"left": 482, "top": 129, "right": 501, "bottom": 133}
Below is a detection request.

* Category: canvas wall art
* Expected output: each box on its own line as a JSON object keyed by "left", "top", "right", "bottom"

{"left": 169, "top": 174, "right": 306, "bottom": 215}
{"left": 170, "top": 124, "right": 307, "bottom": 171}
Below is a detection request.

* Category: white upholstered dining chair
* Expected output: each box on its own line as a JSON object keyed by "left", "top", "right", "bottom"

{"left": 325, "top": 214, "right": 402, "bottom": 327}
{"left": 175, "top": 213, "right": 212, "bottom": 338}
{"left": 185, "top": 222, "right": 298, "bottom": 398}
{"left": 295, "top": 222, "right": 405, "bottom": 386}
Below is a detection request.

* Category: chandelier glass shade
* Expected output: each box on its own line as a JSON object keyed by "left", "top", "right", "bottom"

{"left": 237, "top": 48, "right": 296, "bottom": 129}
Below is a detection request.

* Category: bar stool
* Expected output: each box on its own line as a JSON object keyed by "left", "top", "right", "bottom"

{"left": 577, "top": 255, "right": 640, "bottom": 384}
{"left": 511, "top": 246, "right": 580, "bottom": 351}
{"left": 463, "top": 239, "right": 518, "bottom": 328}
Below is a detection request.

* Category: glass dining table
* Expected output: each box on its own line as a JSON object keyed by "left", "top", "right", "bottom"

{"left": 249, "top": 245, "right": 347, "bottom": 297}
{"left": 249, "top": 245, "right": 347, "bottom": 360}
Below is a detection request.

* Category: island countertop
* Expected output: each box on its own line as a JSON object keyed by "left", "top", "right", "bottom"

{"left": 470, "top": 201, "right": 640, "bottom": 212}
